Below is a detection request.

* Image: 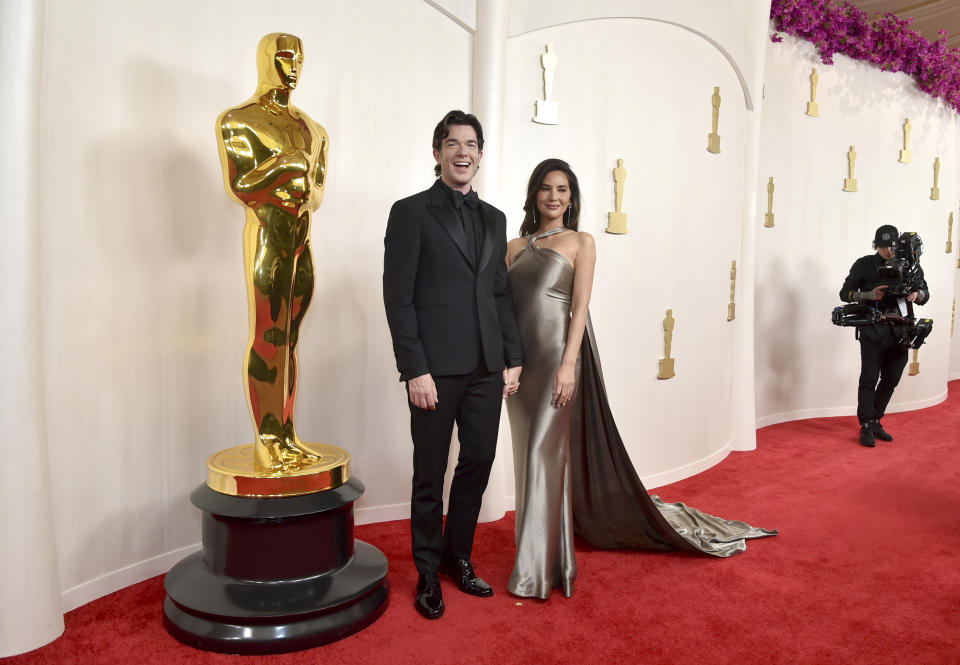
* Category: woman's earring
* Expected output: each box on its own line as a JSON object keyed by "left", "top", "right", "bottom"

{"left": 565, "top": 205, "right": 571, "bottom": 226}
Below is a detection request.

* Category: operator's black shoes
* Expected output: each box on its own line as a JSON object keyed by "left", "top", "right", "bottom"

{"left": 872, "top": 421, "right": 893, "bottom": 442}
{"left": 859, "top": 422, "right": 876, "bottom": 447}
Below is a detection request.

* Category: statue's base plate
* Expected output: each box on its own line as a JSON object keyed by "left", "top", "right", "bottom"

{"left": 764, "top": 212, "right": 775, "bottom": 228}
{"left": 658, "top": 358, "right": 675, "bottom": 380}
{"left": 606, "top": 212, "right": 628, "bottom": 235}
{"left": 843, "top": 178, "right": 858, "bottom": 192}
{"left": 163, "top": 480, "right": 389, "bottom": 655}
{"left": 207, "top": 442, "right": 350, "bottom": 497}
{"left": 533, "top": 100, "right": 559, "bottom": 125}
{"left": 707, "top": 134, "right": 721, "bottom": 154}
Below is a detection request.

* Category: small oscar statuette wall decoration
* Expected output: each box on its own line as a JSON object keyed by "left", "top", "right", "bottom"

{"left": 947, "top": 211, "right": 954, "bottom": 253}
{"left": 951, "top": 298, "right": 956, "bottom": 337}
{"left": 606, "top": 158, "right": 629, "bottom": 234}
{"left": 843, "top": 145, "right": 858, "bottom": 192}
{"left": 533, "top": 43, "right": 559, "bottom": 125}
{"left": 806, "top": 68, "right": 819, "bottom": 116}
{"left": 899, "top": 118, "right": 912, "bottom": 163}
{"left": 727, "top": 260, "right": 737, "bottom": 321}
{"left": 908, "top": 348, "right": 920, "bottom": 376}
{"left": 707, "top": 86, "right": 722, "bottom": 153}
{"left": 658, "top": 309, "right": 676, "bottom": 379}
{"left": 931, "top": 157, "right": 941, "bottom": 200}
{"left": 764, "top": 177, "right": 775, "bottom": 227}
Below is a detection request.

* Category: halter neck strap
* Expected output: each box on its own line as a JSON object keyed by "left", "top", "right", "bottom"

{"left": 529, "top": 227, "right": 570, "bottom": 243}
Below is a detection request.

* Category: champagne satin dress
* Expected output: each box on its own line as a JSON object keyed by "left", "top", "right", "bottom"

{"left": 506, "top": 230, "right": 776, "bottom": 600}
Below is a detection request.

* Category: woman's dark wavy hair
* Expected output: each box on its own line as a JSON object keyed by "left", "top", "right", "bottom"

{"left": 432, "top": 110, "right": 484, "bottom": 177}
{"left": 518, "top": 158, "right": 581, "bottom": 237}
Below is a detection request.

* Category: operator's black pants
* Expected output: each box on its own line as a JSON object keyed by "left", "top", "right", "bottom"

{"left": 857, "top": 326, "right": 908, "bottom": 424}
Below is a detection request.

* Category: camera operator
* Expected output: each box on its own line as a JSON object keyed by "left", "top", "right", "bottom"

{"left": 839, "top": 224, "right": 929, "bottom": 447}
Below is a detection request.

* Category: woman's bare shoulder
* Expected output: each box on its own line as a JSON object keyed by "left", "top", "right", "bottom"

{"left": 574, "top": 230, "right": 595, "bottom": 249}
{"left": 506, "top": 236, "right": 527, "bottom": 265}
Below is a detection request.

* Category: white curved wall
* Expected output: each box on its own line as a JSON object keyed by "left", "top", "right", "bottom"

{"left": 0, "top": 0, "right": 65, "bottom": 657}
{"left": 500, "top": 17, "right": 749, "bottom": 487}
{"left": 755, "top": 34, "right": 958, "bottom": 426}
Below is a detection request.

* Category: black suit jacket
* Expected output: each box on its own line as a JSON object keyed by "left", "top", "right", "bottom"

{"left": 383, "top": 180, "right": 523, "bottom": 380}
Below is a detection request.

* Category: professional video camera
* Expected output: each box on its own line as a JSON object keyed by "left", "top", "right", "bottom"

{"left": 877, "top": 231, "right": 925, "bottom": 297}
{"left": 831, "top": 231, "right": 933, "bottom": 349}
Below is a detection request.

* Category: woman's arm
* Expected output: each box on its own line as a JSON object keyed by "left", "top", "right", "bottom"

{"left": 553, "top": 232, "right": 596, "bottom": 407}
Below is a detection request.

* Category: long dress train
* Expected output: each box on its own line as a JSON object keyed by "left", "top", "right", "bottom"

{"left": 506, "top": 232, "right": 776, "bottom": 599}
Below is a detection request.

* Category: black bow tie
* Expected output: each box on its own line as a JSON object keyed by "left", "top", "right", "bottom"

{"left": 453, "top": 189, "right": 479, "bottom": 210}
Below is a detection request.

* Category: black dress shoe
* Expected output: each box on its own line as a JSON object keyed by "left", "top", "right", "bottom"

{"left": 872, "top": 421, "right": 893, "bottom": 441}
{"left": 860, "top": 422, "right": 876, "bottom": 447}
{"left": 438, "top": 559, "right": 494, "bottom": 597}
{"left": 415, "top": 572, "right": 444, "bottom": 619}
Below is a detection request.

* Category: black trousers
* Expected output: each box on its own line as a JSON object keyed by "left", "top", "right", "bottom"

{"left": 857, "top": 327, "right": 908, "bottom": 424}
{"left": 408, "top": 365, "right": 503, "bottom": 574}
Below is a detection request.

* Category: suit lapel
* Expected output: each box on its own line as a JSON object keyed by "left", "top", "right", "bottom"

{"left": 477, "top": 202, "right": 495, "bottom": 273}
{"left": 426, "top": 181, "right": 472, "bottom": 267}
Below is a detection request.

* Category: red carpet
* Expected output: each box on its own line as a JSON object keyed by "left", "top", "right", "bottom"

{"left": 7, "top": 382, "right": 960, "bottom": 665}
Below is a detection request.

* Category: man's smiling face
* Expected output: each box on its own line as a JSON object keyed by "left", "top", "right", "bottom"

{"left": 433, "top": 124, "right": 482, "bottom": 193}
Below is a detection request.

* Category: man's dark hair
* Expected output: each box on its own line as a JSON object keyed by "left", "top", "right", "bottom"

{"left": 432, "top": 110, "right": 484, "bottom": 177}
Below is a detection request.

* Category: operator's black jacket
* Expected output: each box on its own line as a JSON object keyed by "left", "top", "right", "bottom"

{"left": 839, "top": 253, "right": 930, "bottom": 338}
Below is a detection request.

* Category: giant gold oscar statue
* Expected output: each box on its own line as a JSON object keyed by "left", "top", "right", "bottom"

{"left": 163, "top": 34, "right": 387, "bottom": 655}
{"left": 210, "top": 31, "right": 349, "bottom": 494}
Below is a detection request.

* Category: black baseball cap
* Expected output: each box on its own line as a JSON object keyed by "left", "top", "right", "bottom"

{"left": 874, "top": 225, "right": 898, "bottom": 247}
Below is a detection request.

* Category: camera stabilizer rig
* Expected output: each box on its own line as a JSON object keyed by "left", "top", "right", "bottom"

{"left": 831, "top": 231, "right": 933, "bottom": 350}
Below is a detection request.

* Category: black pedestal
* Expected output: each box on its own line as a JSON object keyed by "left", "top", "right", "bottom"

{"left": 163, "top": 478, "right": 389, "bottom": 654}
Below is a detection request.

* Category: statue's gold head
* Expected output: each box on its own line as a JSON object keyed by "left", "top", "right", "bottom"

{"left": 256, "top": 33, "right": 304, "bottom": 93}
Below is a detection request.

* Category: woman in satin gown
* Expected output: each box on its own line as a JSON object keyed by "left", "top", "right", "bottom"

{"left": 504, "top": 158, "right": 776, "bottom": 599}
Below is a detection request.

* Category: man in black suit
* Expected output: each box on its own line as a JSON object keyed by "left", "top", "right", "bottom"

{"left": 383, "top": 110, "right": 523, "bottom": 619}
{"left": 839, "top": 224, "right": 929, "bottom": 447}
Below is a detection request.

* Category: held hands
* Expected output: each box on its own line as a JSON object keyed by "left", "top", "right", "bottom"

{"left": 552, "top": 364, "right": 576, "bottom": 409}
{"left": 907, "top": 291, "right": 920, "bottom": 303}
{"left": 503, "top": 366, "right": 522, "bottom": 399}
{"left": 408, "top": 373, "right": 438, "bottom": 410}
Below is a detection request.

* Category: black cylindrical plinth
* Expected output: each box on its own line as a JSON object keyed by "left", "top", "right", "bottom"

{"left": 163, "top": 478, "right": 389, "bottom": 654}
